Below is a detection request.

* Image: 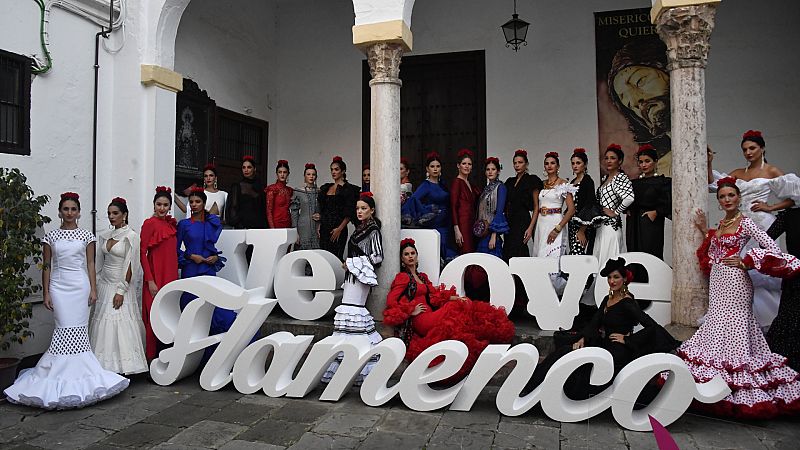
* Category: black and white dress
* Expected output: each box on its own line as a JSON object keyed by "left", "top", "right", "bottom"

{"left": 4, "top": 228, "right": 129, "bottom": 409}
{"left": 568, "top": 174, "right": 599, "bottom": 255}
{"left": 593, "top": 173, "right": 634, "bottom": 270}
{"left": 321, "top": 219, "right": 383, "bottom": 386}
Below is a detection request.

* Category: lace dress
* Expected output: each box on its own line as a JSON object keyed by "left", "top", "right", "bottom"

{"left": 90, "top": 226, "right": 148, "bottom": 374}
{"left": 4, "top": 228, "right": 128, "bottom": 409}
{"left": 673, "top": 216, "right": 800, "bottom": 418}
{"left": 266, "top": 180, "right": 293, "bottom": 228}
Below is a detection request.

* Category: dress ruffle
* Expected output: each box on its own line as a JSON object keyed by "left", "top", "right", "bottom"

{"left": 143, "top": 216, "right": 177, "bottom": 249}
{"left": 345, "top": 256, "right": 378, "bottom": 286}
{"left": 767, "top": 173, "right": 800, "bottom": 205}
{"left": 744, "top": 248, "right": 800, "bottom": 279}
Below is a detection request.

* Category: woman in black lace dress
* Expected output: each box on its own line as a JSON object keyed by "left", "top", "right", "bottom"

{"left": 225, "top": 155, "right": 267, "bottom": 229}
{"left": 766, "top": 208, "right": 800, "bottom": 371}
{"left": 318, "top": 156, "right": 360, "bottom": 261}
{"left": 626, "top": 144, "right": 671, "bottom": 259}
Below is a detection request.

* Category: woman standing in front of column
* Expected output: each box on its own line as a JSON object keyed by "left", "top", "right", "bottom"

{"left": 225, "top": 155, "right": 267, "bottom": 230}
{"left": 503, "top": 149, "right": 543, "bottom": 260}
{"left": 319, "top": 156, "right": 359, "bottom": 261}
{"left": 4, "top": 193, "right": 128, "bottom": 409}
{"left": 627, "top": 144, "right": 671, "bottom": 259}
{"left": 568, "top": 148, "right": 601, "bottom": 256}
{"left": 266, "top": 160, "right": 293, "bottom": 229}
{"left": 475, "top": 157, "right": 510, "bottom": 257}
{"left": 140, "top": 186, "right": 179, "bottom": 361}
{"left": 290, "top": 163, "right": 321, "bottom": 251}
{"left": 450, "top": 149, "right": 480, "bottom": 254}
{"left": 91, "top": 197, "right": 148, "bottom": 375}
{"left": 593, "top": 144, "right": 634, "bottom": 269}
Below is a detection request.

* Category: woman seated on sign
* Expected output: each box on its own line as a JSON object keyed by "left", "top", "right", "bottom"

{"left": 525, "top": 257, "right": 679, "bottom": 399}
{"left": 383, "top": 238, "right": 515, "bottom": 381}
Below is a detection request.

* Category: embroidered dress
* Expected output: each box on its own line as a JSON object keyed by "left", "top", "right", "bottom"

{"left": 266, "top": 180, "right": 293, "bottom": 228}
{"left": 4, "top": 228, "right": 128, "bottom": 409}
{"left": 710, "top": 171, "right": 800, "bottom": 329}
{"left": 593, "top": 173, "right": 634, "bottom": 270}
{"left": 140, "top": 215, "right": 179, "bottom": 360}
{"left": 475, "top": 180, "right": 510, "bottom": 257}
{"left": 401, "top": 179, "right": 457, "bottom": 261}
{"left": 503, "top": 173, "right": 543, "bottom": 260}
{"left": 568, "top": 174, "right": 599, "bottom": 255}
{"left": 673, "top": 216, "right": 800, "bottom": 418}
{"left": 90, "top": 226, "right": 148, "bottom": 374}
{"left": 290, "top": 184, "right": 320, "bottom": 250}
{"left": 321, "top": 219, "right": 383, "bottom": 386}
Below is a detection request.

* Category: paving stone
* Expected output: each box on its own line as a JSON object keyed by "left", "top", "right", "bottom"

{"left": 499, "top": 408, "right": 561, "bottom": 429}
{"left": 271, "top": 401, "right": 334, "bottom": 423}
{"left": 236, "top": 395, "right": 290, "bottom": 408}
{"left": 237, "top": 418, "right": 311, "bottom": 447}
{"left": 560, "top": 420, "right": 627, "bottom": 448}
{"left": 151, "top": 444, "right": 208, "bottom": 450}
{"left": 219, "top": 439, "right": 286, "bottom": 450}
{"left": 312, "top": 411, "right": 383, "bottom": 438}
{"left": 27, "top": 424, "right": 109, "bottom": 449}
{"left": 143, "top": 402, "right": 218, "bottom": 428}
{"left": 356, "top": 430, "right": 428, "bottom": 449}
{"left": 439, "top": 408, "right": 500, "bottom": 429}
{"left": 373, "top": 410, "right": 439, "bottom": 437}
{"left": 0, "top": 427, "right": 42, "bottom": 446}
{"left": 6, "top": 444, "right": 48, "bottom": 450}
{"left": 100, "top": 422, "right": 180, "bottom": 448}
{"left": 427, "top": 425, "right": 495, "bottom": 450}
{"left": 0, "top": 411, "right": 24, "bottom": 430}
{"left": 667, "top": 415, "right": 768, "bottom": 450}
{"left": 166, "top": 420, "right": 247, "bottom": 448}
{"left": 77, "top": 402, "right": 155, "bottom": 431}
{"left": 208, "top": 401, "right": 274, "bottom": 426}
{"left": 288, "top": 432, "right": 360, "bottom": 449}
{"left": 493, "top": 421, "right": 559, "bottom": 449}
{"left": 182, "top": 388, "right": 243, "bottom": 409}
{"left": 17, "top": 407, "right": 95, "bottom": 431}
{"left": 624, "top": 429, "right": 700, "bottom": 450}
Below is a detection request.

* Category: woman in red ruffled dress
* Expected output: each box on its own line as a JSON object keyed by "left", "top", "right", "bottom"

{"left": 140, "top": 186, "right": 179, "bottom": 361}
{"left": 678, "top": 176, "right": 800, "bottom": 418}
{"left": 383, "top": 238, "right": 515, "bottom": 380}
{"left": 266, "top": 159, "right": 293, "bottom": 228}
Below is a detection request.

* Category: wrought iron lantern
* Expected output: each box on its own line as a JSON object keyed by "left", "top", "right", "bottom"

{"left": 501, "top": 0, "right": 529, "bottom": 52}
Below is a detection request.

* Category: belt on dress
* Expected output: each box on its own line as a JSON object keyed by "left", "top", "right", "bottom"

{"left": 539, "top": 207, "right": 562, "bottom": 216}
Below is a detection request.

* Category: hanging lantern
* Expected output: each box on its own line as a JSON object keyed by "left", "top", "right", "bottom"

{"left": 501, "top": 0, "right": 529, "bottom": 52}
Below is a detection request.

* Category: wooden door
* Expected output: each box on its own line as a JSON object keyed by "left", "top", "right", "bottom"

{"left": 362, "top": 50, "right": 487, "bottom": 187}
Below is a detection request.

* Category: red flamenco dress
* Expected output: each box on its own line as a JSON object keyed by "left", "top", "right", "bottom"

{"left": 140, "top": 215, "right": 179, "bottom": 361}
{"left": 266, "top": 180, "right": 293, "bottom": 228}
{"left": 450, "top": 177, "right": 480, "bottom": 254}
{"left": 674, "top": 216, "right": 800, "bottom": 418}
{"left": 383, "top": 270, "right": 515, "bottom": 380}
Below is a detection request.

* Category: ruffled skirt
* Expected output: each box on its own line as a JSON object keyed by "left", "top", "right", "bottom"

{"left": 90, "top": 280, "right": 148, "bottom": 375}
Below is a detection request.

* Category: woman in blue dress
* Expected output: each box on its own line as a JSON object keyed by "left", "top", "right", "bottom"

{"left": 177, "top": 187, "right": 231, "bottom": 335}
{"left": 401, "top": 151, "right": 457, "bottom": 263}
{"left": 475, "top": 157, "right": 510, "bottom": 257}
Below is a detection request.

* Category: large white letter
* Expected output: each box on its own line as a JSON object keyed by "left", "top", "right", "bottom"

{"left": 397, "top": 341, "right": 468, "bottom": 411}
{"left": 216, "top": 229, "right": 249, "bottom": 286}
{"left": 401, "top": 229, "right": 441, "bottom": 284}
{"left": 274, "top": 250, "right": 344, "bottom": 320}
{"left": 246, "top": 229, "right": 296, "bottom": 297}
{"left": 593, "top": 252, "right": 672, "bottom": 324}
{"left": 538, "top": 347, "right": 614, "bottom": 422}
{"left": 439, "top": 253, "right": 514, "bottom": 313}
{"left": 231, "top": 332, "right": 315, "bottom": 395}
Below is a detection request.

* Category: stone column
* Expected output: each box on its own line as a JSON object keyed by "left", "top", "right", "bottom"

{"left": 653, "top": 2, "right": 718, "bottom": 326}
{"left": 365, "top": 42, "right": 404, "bottom": 319}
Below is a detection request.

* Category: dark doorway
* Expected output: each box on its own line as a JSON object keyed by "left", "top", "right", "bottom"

{"left": 362, "top": 50, "right": 487, "bottom": 188}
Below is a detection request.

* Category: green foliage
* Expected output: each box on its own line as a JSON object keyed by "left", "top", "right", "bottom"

{"left": 0, "top": 168, "right": 51, "bottom": 351}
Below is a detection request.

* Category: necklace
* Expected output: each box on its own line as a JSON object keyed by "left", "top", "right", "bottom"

{"left": 544, "top": 178, "right": 559, "bottom": 189}
{"left": 719, "top": 212, "right": 742, "bottom": 229}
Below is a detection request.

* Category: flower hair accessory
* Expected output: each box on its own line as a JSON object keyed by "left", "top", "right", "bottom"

{"left": 742, "top": 130, "right": 762, "bottom": 140}
{"left": 607, "top": 143, "right": 622, "bottom": 151}
{"left": 485, "top": 156, "right": 500, "bottom": 166}
{"left": 545, "top": 151, "right": 559, "bottom": 159}
{"left": 332, "top": 156, "right": 343, "bottom": 163}
{"left": 155, "top": 186, "right": 171, "bottom": 194}
{"left": 717, "top": 176, "right": 738, "bottom": 186}
{"left": 111, "top": 197, "right": 127, "bottom": 205}
{"left": 304, "top": 163, "right": 316, "bottom": 170}
{"left": 400, "top": 238, "right": 415, "bottom": 247}
{"left": 189, "top": 186, "right": 205, "bottom": 194}
{"left": 624, "top": 269, "right": 634, "bottom": 284}
{"left": 61, "top": 192, "right": 79, "bottom": 201}
{"left": 401, "top": 157, "right": 410, "bottom": 166}
{"left": 277, "top": 159, "right": 288, "bottom": 165}
{"left": 457, "top": 148, "right": 473, "bottom": 159}
{"left": 360, "top": 191, "right": 374, "bottom": 198}
{"left": 514, "top": 149, "right": 527, "bottom": 157}
{"left": 242, "top": 155, "right": 255, "bottom": 163}
{"left": 572, "top": 148, "right": 587, "bottom": 154}
{"left": 636, "top": 144, "right": 656, "bottom": 155}
{"left": 426, "top": 151, "right": 440, "bottom": 160}
{"left": 203, "top": 163, "right": 216, "bottom": 172}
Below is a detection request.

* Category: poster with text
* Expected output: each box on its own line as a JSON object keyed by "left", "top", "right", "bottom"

{"left": 595, "top": 7, "right": 671, "bottom": 176}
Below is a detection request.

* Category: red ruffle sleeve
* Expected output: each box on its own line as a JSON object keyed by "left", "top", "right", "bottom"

{"left": 429, "top": 283, "right": 458, "bottom": 308}
{"left": 383, "top": 272, "right": 415, "bottom": 327}
{"left": 696, "top": 229, "right": 716, "bottom": 277}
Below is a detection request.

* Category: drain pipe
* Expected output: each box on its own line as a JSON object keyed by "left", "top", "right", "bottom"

{"left": 91, "top": 0, "right": 114, "bottom": 234}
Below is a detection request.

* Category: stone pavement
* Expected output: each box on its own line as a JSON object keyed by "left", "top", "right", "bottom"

{"left": 1, "top": 374, "right": 798, "bottom": 449}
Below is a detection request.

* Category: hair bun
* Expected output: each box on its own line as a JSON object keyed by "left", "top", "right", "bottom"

{"left": 203, "top": 163, "right": 216, "bottom": 171}
{"left": 717, "top": 176, "right": 738, "bottom": 186}
{"left": 61, "top": 192, "right": 79, "bottom": 201}
{"left": 545, "top": 151, "right": 559, "bottom": 159}
{"left": 304, "top": 163, "right": 315, "bottom": 170}
{"left": 484, "top": 156, "right": 500, "bottom": 165}
{"left": 572, "top": 148, "right": 587, "bottom": 155}
{"left": 155, "top": 186, "right": 172, "bottom": 194}
{"left": 401, "top": 157, "right": 410, "bottom": 166}
{"left": 457, "top": 148, "right": 473, "bottom": 159}
{"left": 400, "top": 238, "right": 415, "bottom": 247}
{"left": 242, "top": 155, "right": 255, "bottom": 163}
{"left": 636, "top": 144, "right": 656, "bottom": 155}
{"left": 189, "top": 186, "right": 205, "bottom": 194}
{"left": 360, "top": 191, "right": 374, "bottom": 198}
{"left": 426, "top": 151, "right": 440, "bottom": 160}
{"left": 514, "top": 149, "right": 527, "bottom": 157}
{"left": 606, "top": 143, "right": 622, "bottom": 151}
{"left": 111, "top": 197, "right": 126, "bottom": 205}
{"left": 277, "top": 159, "right": 288, "bottom": 165}
{"left": 742, "top": 130, "right": 762, "bottom": 140}
{"left": 332, "top": 156, "right": 343, "bottom": 162}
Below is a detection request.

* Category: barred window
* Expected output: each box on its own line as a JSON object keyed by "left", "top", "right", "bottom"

{"left": 0, "top": 49, "right": 31, "bottom": 155}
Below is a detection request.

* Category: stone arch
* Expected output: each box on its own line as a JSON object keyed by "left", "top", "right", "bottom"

{"left": 146, "top": 0, "right": 192, "bottom": 68}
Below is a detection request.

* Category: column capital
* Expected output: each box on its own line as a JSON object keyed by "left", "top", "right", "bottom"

{"left": 655, "top": 4, "right": 718, "bottom": 70}
{"left": 366, "top": 42, "right": 403, "bottom": 86}
{"left": 141, "top": 64, "right": 183, "bottom": 92}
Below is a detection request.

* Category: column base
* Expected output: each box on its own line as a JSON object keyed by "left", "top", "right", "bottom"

{"left": 671, "top": 285, "right": 708, "bottom": 326}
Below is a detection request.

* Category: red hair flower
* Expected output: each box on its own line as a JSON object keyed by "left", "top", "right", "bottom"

{"left": 401, "top": 157, "right": 410, "bottom": 166}
{"left": 545, "top": 151, "right": 559, "bottom": 159}
{"left": 242, "top": 155, "right": 255, "bottom": 163}
{"left": 742, "top": 130, "right": 762, "bottom": 140}
{"left": 457, "top": 149, "right": 473, "bottom": 159}
{"left": 607, "top": 143, "right": 622, "bottom": 151}
{"left": 277, "top": 159, "right": 288, "bottom": 165}
{"left": 332, "top": 156, "right": 343, "bottom": 163}
{"left": 426, "top": 151, "right": 440, "bottom": 160}
{"left": 400, "top": 238, "right": 415, "bottom": 247}
{"left": 718, "top": 176, "right": 738, "bottom": 186}
{"left": 111, "top": 197, "right": 127, "bottom": 205}
{"left": 514, "top": 149, "right": 527, "bottom": 157}
{"left": 61, "top": 192, "right": 79, "bottom": 201}
{"left": 636, "top": 143, "right": 656, "bottom": 154}
{"left": 203, "top": 163, "right": 216, "bottom": 172}
{"left": 624, "top": 269, "right": 635, "bottom": 285}
{"left": 485, "top": 156, "right": 500, "bottom": 165}
{"left": 155, "top": 186, "right": 171, "bottom": 193}
{"left": 305, "top": 163, "right": 316, "bottom": 170}
{"left": 360, "top": 191, "right": 374, "bottom": 198}
{"left": 573, "top": 148, "right": 586, "bottom": 154}
{"left": 189, "top": 186, "right": 205, "bottom": 194}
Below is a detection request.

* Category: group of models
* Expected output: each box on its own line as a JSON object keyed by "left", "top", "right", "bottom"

{"left": 5, "top": 130, "right": 800, "bottom": 421}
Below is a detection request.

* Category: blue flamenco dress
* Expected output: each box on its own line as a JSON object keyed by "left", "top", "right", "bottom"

{"left": 476, "top": 181, "right": 510, "bottom": 257}
{"left": 176, "top": 213, "right": 233, "bottom": 335}
{"left": 401, "top": 179, "right": 458, "bottom": 261}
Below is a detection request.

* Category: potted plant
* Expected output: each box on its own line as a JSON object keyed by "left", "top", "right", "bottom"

{"left": 0, "top": 168, "right": 50, "bottom": 392}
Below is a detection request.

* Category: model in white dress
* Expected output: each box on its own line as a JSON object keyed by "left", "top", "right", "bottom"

{"left": 4, "top": 228, "right": 129, "bottom": 409}
{"left": 532, "top": 183, "right": 578, "bottom": 258}
{"left": 593, "top": 173, "right": 634, "bottom": 271}
{"left": 90, "top": 225, "right": 148, "bottom": 375}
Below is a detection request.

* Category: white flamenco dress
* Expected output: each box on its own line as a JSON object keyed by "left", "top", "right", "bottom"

{"left": 710, "top": 171, "right": 800, "bottom": 329}
{"left": 4, "top": 228, "right": 129, "bottom": 409}
{"left": 90, "top": 226, "right": 148, "bottom": 375}
{"left": 532, "top": 183, "right": 577, "bottom": 291}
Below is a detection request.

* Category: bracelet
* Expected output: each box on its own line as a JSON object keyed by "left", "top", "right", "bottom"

{"left": 554, "top": 224, "right": 562, "bottom": 232}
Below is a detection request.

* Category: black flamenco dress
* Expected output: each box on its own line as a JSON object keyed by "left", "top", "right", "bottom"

{"left": 503, "top": 172, "right": 543, "bottom": 260}
{"left": 318, "top": 182, "right": 359, "bottom": 261}
{"left": 627, "top": 175, "right": 671, "bottom": 259}
{"left": 766, "top": 208, "right": 800, "bottom": 371}
{"left": 526, "top": 295, "right": 678, "bottom": 399}
{"left": 225, "top": 178, "right": 267, "bottom": 229}
{"left": 568, "top": 174, "right": 599, "bottom": 255}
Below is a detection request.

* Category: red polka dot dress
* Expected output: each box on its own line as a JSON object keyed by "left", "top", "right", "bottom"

{"left": 675, "top": 216, "right": 800, "bottom": 418}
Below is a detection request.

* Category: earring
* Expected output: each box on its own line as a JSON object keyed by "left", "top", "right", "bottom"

{"left": 609, "top": 287, "right": 614, "bottom": 298}
{"left": 622, "top": 285, "right": 629, "bottom": 295}
{"left": 214, "top": 180, "right": 218, "bottom": 189}
{"left": 108, "top": 223, "right": 114, "bottom": 230}
{"left": 761, "top": 152, "right": 766, "bottom": 169}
